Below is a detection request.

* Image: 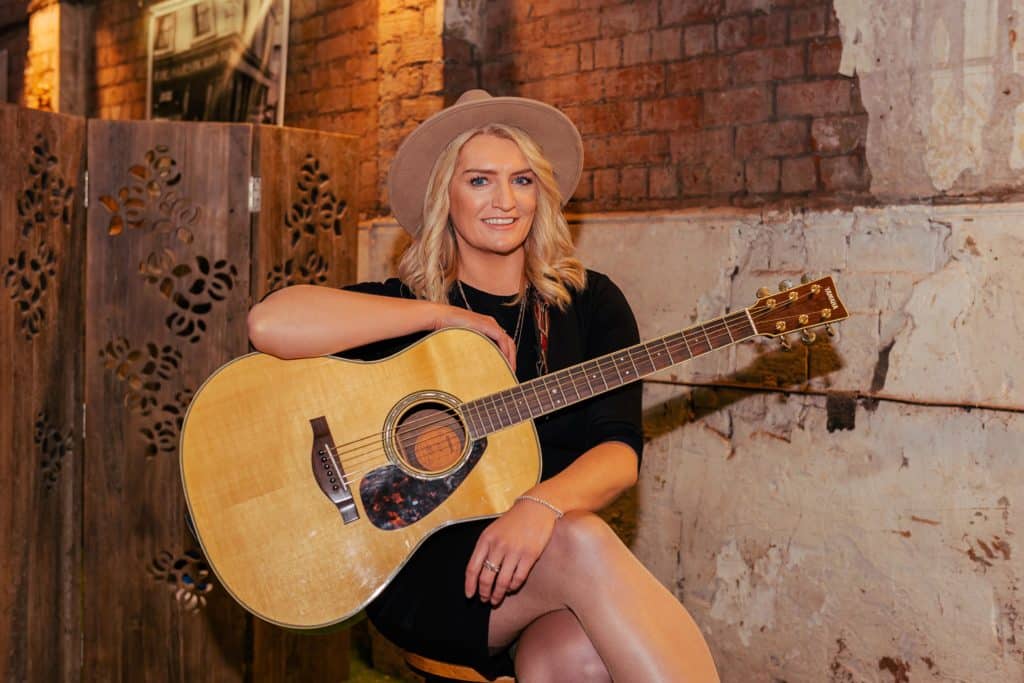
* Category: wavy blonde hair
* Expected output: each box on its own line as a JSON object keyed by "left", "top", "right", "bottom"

{"left": 396, "top": 123, "right": 586, "bottom": 310}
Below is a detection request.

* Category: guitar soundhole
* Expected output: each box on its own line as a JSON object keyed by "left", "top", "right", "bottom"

{"left": 394, "top": 402, "right": 466, "bottom": 476}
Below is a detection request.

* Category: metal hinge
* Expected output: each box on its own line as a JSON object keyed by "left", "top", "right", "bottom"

{"left": 248, "top": 176, "right": 262, "bottom": 213}
{"left": 83, "top": 170, "right": 89, "bottom": 208}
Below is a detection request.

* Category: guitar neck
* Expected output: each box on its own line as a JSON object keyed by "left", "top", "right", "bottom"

{"left": 462, "top": 308, "right": 757, "bottom": 439}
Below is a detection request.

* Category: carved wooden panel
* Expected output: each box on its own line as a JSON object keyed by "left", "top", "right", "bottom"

{"left": 84, "top": 120, "right": 252, "bottom": 681}
{"left": 0, "top": 103, "right": 85, "bottom": 683}
{"left": 249, "top": 125, "right": 359, "bottom": 681}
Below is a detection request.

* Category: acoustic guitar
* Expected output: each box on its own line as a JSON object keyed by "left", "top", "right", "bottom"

{"left": 180, "top": 276, "right": 848, "bottom": 629}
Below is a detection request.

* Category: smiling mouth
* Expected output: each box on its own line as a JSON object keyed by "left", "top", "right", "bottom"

{"left": 482, "top": 217, "right": 517, "bottom": 226}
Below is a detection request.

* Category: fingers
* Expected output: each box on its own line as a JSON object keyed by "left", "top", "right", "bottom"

{"left": 465, "top": 540, "right": 489, "bottom": 598}
{"left": 488, "top": 557, "right": 518, "bottom": 605}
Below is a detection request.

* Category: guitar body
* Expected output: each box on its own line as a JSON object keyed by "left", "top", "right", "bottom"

{"left": 180, "top": 328, "right": 541, "bottom": 629}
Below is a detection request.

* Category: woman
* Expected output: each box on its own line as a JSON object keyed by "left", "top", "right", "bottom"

{"left": 248, "top": 90, "right": 718, "bottom": 682}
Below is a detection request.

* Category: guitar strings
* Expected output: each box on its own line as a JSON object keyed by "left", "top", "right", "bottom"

{"left": 324, "top": 293, "right": 827, "bottom": 489}
{"left": 327, "top": 294, "right": 821, "bottom": 481}
{"left": 328, "top": 295, "right": 821, "bottom": 481}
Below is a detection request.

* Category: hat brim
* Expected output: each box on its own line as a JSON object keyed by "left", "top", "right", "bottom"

{"left": 387, "top": 96, "right": 584, "bottom": 235}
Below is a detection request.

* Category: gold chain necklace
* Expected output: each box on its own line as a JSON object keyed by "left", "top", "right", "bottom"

{"left": 456, "top": 280, "right": 529, "bottom": 350}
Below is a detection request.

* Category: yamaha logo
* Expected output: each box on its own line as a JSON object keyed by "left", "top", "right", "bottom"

{"left": 825, "top": 287, "right": 838, "bottom": 310}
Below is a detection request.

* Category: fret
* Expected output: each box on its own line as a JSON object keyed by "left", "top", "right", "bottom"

{"left": 469, "top": 400, "right": 487, "bottom": 437}
{"left": 509, "top": 385, "right": 527, "bottom": 423}
{"left": 580, "top": 361, "right": 596, "bottom": 396}
{"left": 565, "top": 366, "right": 583, "bottom": 401}
{"left": 619, "top": 349, "right": 638, "bottom": 383}
{"left": 679, "top": 330, "right": 693, "bottom": 357}
{"left": 722, "top": 315, "right": 735, "bottom": 343}
{"left": 701, "top": 322, "right": 713, "bottom": 352}
{"left": 609, "top": 352, "right": 625, "bottom": 386}
{"left": 656, "top": 336, "right": 677, "bottom": 366}
{"left": 631, "top": 345, "right": 655, "bottom": 376}
{"left": 585, "top": 358, "right": 608, "bottom": 392}
{"left": 528, "top": 377, "right": 551, "bottom": 415}
{"left": 544, "top": 374, "right": 566, "bottom": 410}
{"left": 479, "top": 395, "right": 496, "bottom": 433}
{"left": 494, "top": 390, "right": 513, "bottom": 429}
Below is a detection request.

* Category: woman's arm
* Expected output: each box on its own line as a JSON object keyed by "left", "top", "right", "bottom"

{"left": 466, "top": 441, "right": 639, "bottom": 604}
{"left": 247, "top": 284, "right": 518, "bottom": 364}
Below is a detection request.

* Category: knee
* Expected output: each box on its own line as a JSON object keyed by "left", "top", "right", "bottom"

{"left": 514, "top": 625, "right": 611, "bottom": 683}
{"left": 547, "top": 511, "right": 622, "bottom": 563}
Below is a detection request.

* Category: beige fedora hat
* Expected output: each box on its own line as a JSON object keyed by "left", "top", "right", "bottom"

{"left": 387, "top": 89, "right": 584, "bottom": 235}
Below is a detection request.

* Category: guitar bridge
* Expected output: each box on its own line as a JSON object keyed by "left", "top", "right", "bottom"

{"left": 310, "top": 416, "right": 359, "bottom": 524}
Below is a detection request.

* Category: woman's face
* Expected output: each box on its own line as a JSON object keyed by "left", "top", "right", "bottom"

{"left": 448, "top": 133, "right": 538, "bottom": 262}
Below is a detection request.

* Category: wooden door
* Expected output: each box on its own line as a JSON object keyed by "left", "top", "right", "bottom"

{"left": 0, "top": 104, "right": 86, "bottom": 682}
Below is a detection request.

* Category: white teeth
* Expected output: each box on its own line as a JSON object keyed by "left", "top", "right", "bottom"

{"left": 483, "top": 218, "right": 515, "bottom": 225}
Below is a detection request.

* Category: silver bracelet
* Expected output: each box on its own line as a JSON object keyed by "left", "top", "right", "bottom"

{"left": 515, "top": 495, "right": 564, "bottom": 518}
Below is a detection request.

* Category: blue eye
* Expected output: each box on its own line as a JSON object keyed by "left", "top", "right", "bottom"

{"left": 513, "top": 175, "right": 533, "bottom": 185}
{"left": 469, "top": 176, "right": 487, "bottom": 186}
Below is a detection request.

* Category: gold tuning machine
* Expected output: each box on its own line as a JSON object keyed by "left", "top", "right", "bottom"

{"left": 779, "top": 335, "right": 792, "bottom": 351}
{"left": 801, "top": 330, "right": 816, "bottom": 345}
{"left": 756, "top": 286, "right": 773, "bottom": 298}
{"left": 800, "top": 273, "right": 815, "bottom": 284}
{"left": 825, "top": 324, "right": 837, "bottom": 338}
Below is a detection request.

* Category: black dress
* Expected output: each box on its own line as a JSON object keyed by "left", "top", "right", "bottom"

{"left": 339, "top": 271, "right": 643, "bottom": 679}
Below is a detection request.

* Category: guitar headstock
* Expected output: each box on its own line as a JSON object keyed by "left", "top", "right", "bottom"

{"left": 747, "top": 275, "right": 848, "bottom": 344}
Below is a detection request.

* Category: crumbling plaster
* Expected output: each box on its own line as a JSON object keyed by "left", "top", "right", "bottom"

{"left": 359, "top": 202, "right": 1023, "bottom": 680}
{"left": 835, "top": 0, "right": 1024, "bottom": 197}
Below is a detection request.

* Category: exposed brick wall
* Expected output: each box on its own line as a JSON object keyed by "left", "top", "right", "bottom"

{"left": 0, "top": 0, "right": 29, "bottom": 104}
{"left": 480, "top": 0, "right": 869, "bottom": 212}
{"left": 93, "top": 0, "right": 146, "bottom": 119}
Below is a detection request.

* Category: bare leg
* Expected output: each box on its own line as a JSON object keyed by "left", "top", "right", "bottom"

{"left": 488, "top": 511, "right": 719, "bottom": 683}
{"left": 512, "top": 609, "right": 611, "bottom": 683}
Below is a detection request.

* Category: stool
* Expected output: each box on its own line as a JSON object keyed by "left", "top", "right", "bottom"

{"left": 404, "top": 651, "right": 516, "bottom": 682}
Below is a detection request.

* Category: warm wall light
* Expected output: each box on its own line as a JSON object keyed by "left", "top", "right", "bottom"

{"left": 25, "top": 3, "right": 59, "bottom": 111}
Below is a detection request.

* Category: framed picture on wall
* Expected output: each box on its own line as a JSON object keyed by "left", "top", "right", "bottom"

{"left": 146, "top": 0, "right": 290, "bottom": 124}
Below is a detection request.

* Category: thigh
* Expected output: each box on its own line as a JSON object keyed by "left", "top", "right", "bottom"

{"left": 513, "top": 609, "right": 611, "bottom": 683}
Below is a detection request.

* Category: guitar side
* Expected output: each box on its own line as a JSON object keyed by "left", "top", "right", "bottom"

{"left": 180, "top": 328, "right": 541, "bottom": 629}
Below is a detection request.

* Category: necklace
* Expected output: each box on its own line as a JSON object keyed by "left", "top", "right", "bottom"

{"left": 456, "top": 280, "right": 529, "bottom": 350}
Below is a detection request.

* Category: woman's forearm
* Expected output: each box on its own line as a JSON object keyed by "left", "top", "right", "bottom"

{"left": 247, "top": 285, "right": 441, "bottom": 359}
{"left": 522, "top": 441, "right": 639, "bottom": 515}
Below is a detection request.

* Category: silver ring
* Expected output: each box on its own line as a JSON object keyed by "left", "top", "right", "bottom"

{"left": 483, "top": 559, "right": 501, "bottom": 573}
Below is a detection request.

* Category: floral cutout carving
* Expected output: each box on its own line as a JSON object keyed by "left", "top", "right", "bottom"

{"left": 149, "top": 549, "right": 213, "bottom": 612}
{"left": 35, "top": 411, "right": 74, "bottom": 491}
{"left": 284, "top": 154, "right": 347, "bottom": 248}
{"left": 141, "top": 389, "right": 193, "bottom": 458}
{"left": 265, "top": 250, "right": 330, "bottom": 294}
{"left": 139, "top": 251, "right": 239, "bottom": 343}
{"left": 98, "top": 145, "right": 198, "bottom": 245}
{"left": 99, "top": 337, "right": 183, "bottom": 416}
{"left": 2, "top": 134, "right": 74, "bottom": 340}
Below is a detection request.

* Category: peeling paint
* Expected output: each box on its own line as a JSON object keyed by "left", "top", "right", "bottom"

{"left": 878, "top": 656, "right": 910, "bottom": 683}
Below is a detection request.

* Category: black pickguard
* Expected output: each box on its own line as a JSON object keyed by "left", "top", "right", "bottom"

{"left": 359, "top": 438, "right": 487, "bottom": 530}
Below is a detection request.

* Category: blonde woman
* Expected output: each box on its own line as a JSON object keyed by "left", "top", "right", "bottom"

{"left": 248, "top": 90, "right": 718, "bottom": 682}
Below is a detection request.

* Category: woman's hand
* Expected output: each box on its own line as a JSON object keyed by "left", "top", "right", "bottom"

{"left": 433, "top": 304, "right": 517, "bottom": 371}
{"left": 465, "top": 499, "right": 560, "bottom": 606}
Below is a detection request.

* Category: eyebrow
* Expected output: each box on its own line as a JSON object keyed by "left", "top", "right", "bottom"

{"left": 461, "top": 168, "right": 534, "bottom": 175}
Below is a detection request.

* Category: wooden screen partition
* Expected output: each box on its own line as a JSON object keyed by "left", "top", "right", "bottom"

{"left": 0, "top": 104, "right": 86, "bottom": 683}
{"left": 83, "top": 120, "right": 358, "bottom": 681}
{"left": 249, "top": 126, "right": 359, "bottom": 679}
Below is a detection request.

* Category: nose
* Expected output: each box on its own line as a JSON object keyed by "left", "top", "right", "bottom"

{"left": 492, "top": 179, "right": 515, "bottom": 211}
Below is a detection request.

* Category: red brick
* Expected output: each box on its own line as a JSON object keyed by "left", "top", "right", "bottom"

{"left": 378, "top": 7, "right": 422, "bottom": 40}
{"left": 651, "top": 28, "right": 683, "bottom": 61}
{"left": 580, "top": 41, "right": 595, "bottom": 70}
{"left": 745, "top": 158, "right": 779, "bottom": 193}
{"left": 717, "top": 16, "right": 750, "bottom": 52}
{"left": 750, "top": 11, "right": 788, "bottom": 47}
{"left": 600, "top": 1, "right": 658, "bottom": 38}
{"left": 594, "top": 38, "right": 622, "bottom": 69}
{"left": 649, "top": 165, "right": 679, "bottom": 198}
{"left": 594, "top": 168, "right": 618, "bottom": 198}
{"left": 292, "top": 16, "right": 325, "bottom": 43}
{"left": 703, "top": 86, "right": 771, "bottom": 126}
{"left": 670, "top": 127, "right": 733, "bottom": 164}
{"left": 519, "top": 71, "right": 606, "bottom": 105}
{"left": 820, "top": 154, "right": 869, "bottom": 191}
{"left": 623, "top": 32, "right": 652, "bottom": 65}
{"left": 684, "top": 23, "right": 716, "bottom": 56}
{"left": 681, "top": 165, "right": 710, "bottom": 195}
{"left": 735, "top": 119, "right": 809, "bottom": 157}
{"left": 603, "top": 64, "right": 665, "bottom": 100}
{"left": 723, "top": 0, "right": 772, "bottom": 14}
{"left": 620, "top": 167, "right": 648, "bottom": 197}
{"left": 709, "top": 159, "right": 745, "bottom": 194}
{"left": 810, "top": 115, "right": 867, "bottom": 153}
{"left": 325, "top": 4, "right": 373, "bottom": 33}
{"left": 780, "top": 156, "right": 817, "bottom": 192}
{"left": 546, "top": 12, "right": 601, "bottom": 45}
{"left": 732, "top": 45, "right": 805, "bottom": 83}
{"left": 563, "top": 101, "right": 640, "bottom": 135}
{"left": 777, "top": 79, "right": 851, "bottom": 116}
{"left": 524, "top": 44, "right": 580, "bottom": 80}
{"left": 532, "top": 0, "right": 578, "bottom": 17}
{"left": 667, "top": 56, "right": 730, "bottom": 94}
{"left": 809, "top": 37, "right": 842, "bottom": 75}
{"left": 573, "top": 170, "right": 594, "bottom": 200}
{"left": 589, "top": 133, "right": 669, "bottom": 165}
{"left": 641, "top": 96, "right": 701, "bottom": 131}
{"left": 789, "top": 6, "right": 826, "bottom": 41}
{"left": 662, "top": 0, "right": 722, "bottom": 25}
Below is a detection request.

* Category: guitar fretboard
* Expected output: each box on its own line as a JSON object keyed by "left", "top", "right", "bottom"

{"left": 461, "top": 310, "right": 756, "bottom": 439}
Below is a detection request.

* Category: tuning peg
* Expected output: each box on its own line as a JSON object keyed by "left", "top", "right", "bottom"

{"left": 825, "top": 324, "right": 837, "bottom": 340}
{"left": 779, "top": 279, "right": 794, "bottom": 291}
{"left": 756, "top": 286, "right": 773, "bottom": 298}
{"left": 800, "top": 273, "right": 813, "bottom": 284}
{"left": 801, "top": 330, "right": 816, "bottom": 345}
{"left": 779, "top": 335, "right": 792, "bottom": 351}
